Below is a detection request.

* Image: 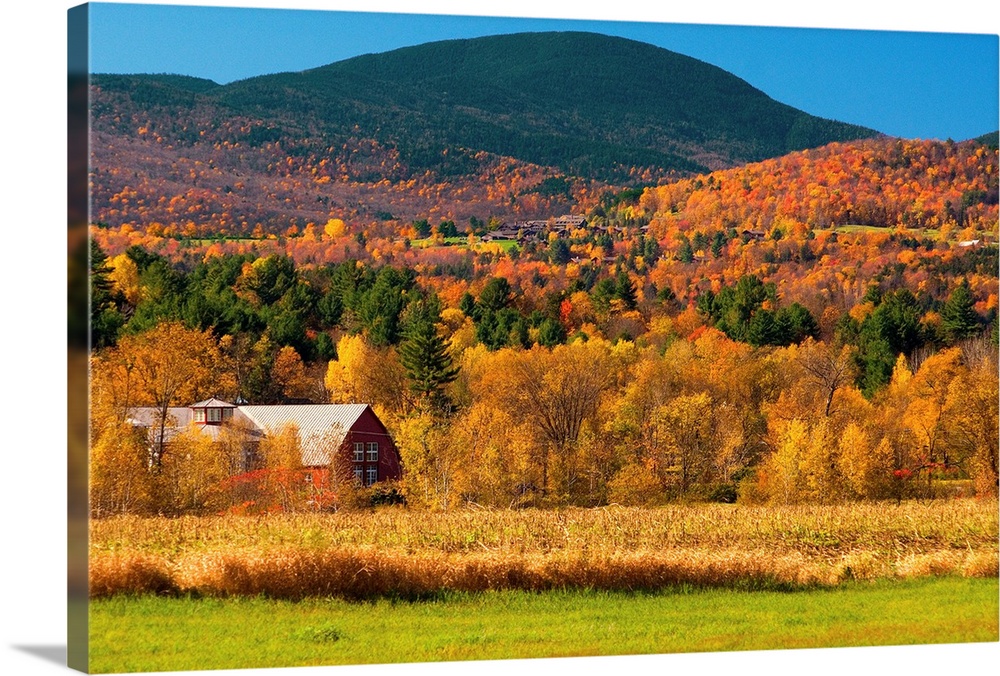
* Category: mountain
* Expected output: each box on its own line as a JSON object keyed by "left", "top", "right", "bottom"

{"left": 92, "top": 31, "right": 879, "bottom": 183}
{"left": 973, "top": 131, "right": 999, "bottom": 149}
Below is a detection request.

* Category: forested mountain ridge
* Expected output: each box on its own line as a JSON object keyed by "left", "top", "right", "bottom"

{"left": 217, "top": 31, "right": 878, "bottom": 172}
{"left": 90, "top": 133, "right": 999, "bottom": 402}
{"left": 89, "top": 31, "right": 880, "bottom": 235}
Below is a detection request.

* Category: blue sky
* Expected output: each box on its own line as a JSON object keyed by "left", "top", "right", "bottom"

{"left": 85, "top": 2, "right": 998, "bottom": 141}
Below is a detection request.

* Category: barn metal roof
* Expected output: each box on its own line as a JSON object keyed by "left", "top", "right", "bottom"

{"left": 237, "top": 404, "right": 370, "bottom": 466}
{"left": 128, "top": 403, "right": 371, "bottom": 466}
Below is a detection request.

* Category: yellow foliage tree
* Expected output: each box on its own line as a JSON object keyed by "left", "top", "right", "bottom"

{"left": 325, "top": 334, "right": 409, "bottom": 414}
{"left": 272, "top": 345, "right": 315, "bottom": 402}
{"left": 652, "top": 392, "right": 715, "bottom": 496}
{"left": 901, "top": 348, "right": 964, "bottom": 487}
{"left": 944, "top": 356, "right": 999, "bottom": 497}
{"left": 837, "top": 423, "right": 894, "bottom": 500}
{"left": 475, "top": 340, "right": 615, "bottom": 498}
{"left": 260, "top": 423, "right": 305, "bottom": 512}
{"left": 89, "top": 422, "right": 154, "bottom": 517}
{"left": 108, "top": 253, "right": 142, "bottom": 308}
{"left": 393, "top": 413, "right": 463, "bottom": 509}
{"left": 157, "top": 424, "right": 229, "bottom": 514}
{"left": 611, "top": 355, "right": 685, "bottom": 479}
{"left": 449, "top": 401, "right": 537, "bottom": 507}
{"left": 92, "top": 322, "right": 230, "bottom": 468}
{"left": 608, "top": 458, "right": 666, "bottom": 506}
{"left": 324, "top": 218, "right": 346, "bottom": 239}
{"left": 755, "top": 418, "right": 809, "bottom": 504}
{"left": 797, "top": 339, "right": 857, "bottom": 418}
{"left": 798, "top": 418, "right": 843, "bottom": 503}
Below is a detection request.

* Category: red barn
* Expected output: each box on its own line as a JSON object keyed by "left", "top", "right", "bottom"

{"left": 129, "top": 399, "right": 403, "bottom": 489}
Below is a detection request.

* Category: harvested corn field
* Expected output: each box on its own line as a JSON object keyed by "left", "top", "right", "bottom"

{"left": 89, "top": 500, "right": 999, "bottom": 599}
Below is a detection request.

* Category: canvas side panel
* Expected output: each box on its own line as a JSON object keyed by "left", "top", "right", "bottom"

{"left": 67, "top": 3, "right": 90, "bottom": 673}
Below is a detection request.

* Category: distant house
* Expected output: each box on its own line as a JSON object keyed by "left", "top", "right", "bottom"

{"left": 481, "top": 214, "right": 585, "bottom": 243}
{"left": 553, "top": 214, "right": 586, "bottom": 228}
{"left": 957, "top": 239, "right": 981, "bottom": 248}
{"left": 482, "top": 226, "right": 520, "bottom": 242}
{"left": 128, "top": 398, "right": 402, "bottom": 488}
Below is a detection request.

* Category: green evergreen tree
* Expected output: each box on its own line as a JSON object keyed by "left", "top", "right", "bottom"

{"left": 357, "top": 267, "right": 415, "bottom": 346}
{"left": 478, "top": 277, "right": 514, "bottom": 312}
{"left": 614, "top": 271, "right": 638, "bottom": 310}
{"left": 590, "top": 278, "right": 617, "bottom": 315}
{"left": 458, "top": 291, "right": 477, "bottom": 319}
{"left": 862, "top": 283, "right": 883, "bottom": 305}
{"left": 317, "top": 288, "right": 344, "bottom": 326}
{"left": 436, "top": 220, "right": 459, "bottom": 237}
{"left": 315, "top": 332, "right": 337, "bottom": 360}
{"left": 940, "top": 279, "right": 981, "bottom": 344}
{"left": 399, "top": 320, "right": 460, "bottom": 413}
{"left": 711, "top": 231, "right": 726, "bottom": 258}
{"left": 412, "top": 219, "right": 431, "bottom": 238}
{"left": 89, "top": 239, "right": 124, "bottom": 348}
{"left": 676, "top": 236, "right": 694, "bottom": 263}
{"left": 537, "top": 318, "right": 567, "bottom": 347}
{"left": 775, "top": 303, "right": 820, "bottom": 345}
{"left": 643, "top": 236, "right": 661, "bottom": 262}
{"left": 873, "top": 289, "right": 924, "bottom": 356}
{"left": 747, "top": 309, "right": 780, "bottom": 347}
{"left": 549, "top": 238, "right": 571, "bottom": 265}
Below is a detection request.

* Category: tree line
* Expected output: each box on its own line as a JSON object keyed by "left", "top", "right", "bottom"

{"left": 89, "top": 243, "right": 998, "bottom": 514}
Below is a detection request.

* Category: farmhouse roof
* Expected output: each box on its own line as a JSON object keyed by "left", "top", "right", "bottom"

{"left": 127, "top": 407, "right": 210, "bottom": 442}
{"left": 189, "top": 397, "right": 237, "bottom": 408}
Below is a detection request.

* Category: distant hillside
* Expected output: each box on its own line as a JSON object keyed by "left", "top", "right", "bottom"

{"left": 92, "top": 31, "right": 878, "bottom": 184}
{"left": 638, "top": 137, "right": 998, "bottom": 235}
{"left": 973, "top": 130, "right": 999, "bottom": 149}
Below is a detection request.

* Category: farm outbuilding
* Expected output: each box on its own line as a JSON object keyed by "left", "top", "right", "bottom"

{"left": 128, "top": 399, "right": 402, "bottom": 487}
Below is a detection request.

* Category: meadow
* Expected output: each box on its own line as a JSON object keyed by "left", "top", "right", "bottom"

{"left": 90, "top": 500, "right": 998, "bottom": 599}
{"left": 88, "top": 578, "right": 999, "bottom": 673}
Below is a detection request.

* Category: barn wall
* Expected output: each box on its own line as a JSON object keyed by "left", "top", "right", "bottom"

{"left": 307, "top": 407, "right": 402, "bottom": 485}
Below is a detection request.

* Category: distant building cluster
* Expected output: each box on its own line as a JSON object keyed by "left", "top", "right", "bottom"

{"left": 482, "top": 214, "right": 587, "bottom": 243}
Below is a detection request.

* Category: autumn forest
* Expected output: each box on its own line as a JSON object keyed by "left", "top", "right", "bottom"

{"left": 86, "top": 33, "right": 999, "bottom": 516}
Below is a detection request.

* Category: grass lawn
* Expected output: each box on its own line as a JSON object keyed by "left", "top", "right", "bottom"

{"left": 832, "top": 224, "right": 942, "bottom": 237}
{"left": 410, "top": 236, "right": 471, "bottom": 248}
{"left": 410, "top": 236, "right": 520, "bottom": 253}
{"left": 88, "top": 576, "right": 998, "bottom": 673}
{"left": 485, "top": 239, "right": 520, "bottom": 253}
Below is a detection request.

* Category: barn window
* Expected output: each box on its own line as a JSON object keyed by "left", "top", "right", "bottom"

{"left": 353, "top": 467, "right": 364, "bottom": 484}
{"left": 193, "top": 409, "right": 206, "bottom": 423}
{"left": 353, "top": 442, "right": 364, "bottom": 462}
{"left": 366, "top": 467, "right": 378, "bottom": 486}
{"left": 366, "top": 442, "right": 379, "bottom": 462}
{"left": 208, "top": 408, "right": 222, "bottom": 423}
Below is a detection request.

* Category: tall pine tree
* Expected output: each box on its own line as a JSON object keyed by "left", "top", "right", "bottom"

{"left": 941, "top": 279, "right": 981, "bottom": 345}
{"left": 89, "top": 239, "right": 124, "bottom": 348}
{"left": 399, "top": 320, "right": 460, "bottom": 414}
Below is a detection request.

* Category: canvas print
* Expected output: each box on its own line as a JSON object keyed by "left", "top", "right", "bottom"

{"left": 69, "top": 1, "right": 999, "bottom": 673}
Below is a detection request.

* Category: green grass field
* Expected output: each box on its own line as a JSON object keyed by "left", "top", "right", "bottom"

{"left": 832, "top": 224, "right": 941, "bottom": 236}
{"left": 483, "top": 238, "right": 520, "bottom": 253}
{"left": 410, "top": 236, "right": 470, "bottom": 247}
{"left": 410, "top": 236, "right": 520, "bottom": 252}
{"left": 88, "top": 577, "right": 998, "bottom": 673}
